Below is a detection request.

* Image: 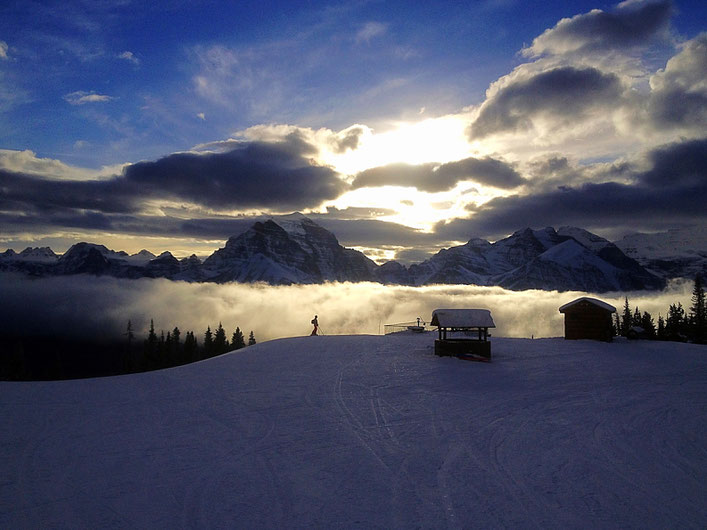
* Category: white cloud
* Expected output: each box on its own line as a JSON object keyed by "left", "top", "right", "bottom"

{"left": 117, "top": 51, "right": 139, "bottom": 65}
{"left": 0, "top": 41, "right": 8, "bottom": 60}
{"left": 0, "top": 149, "right": 125, "bottom": 180}
{"left": 355, "top": 22, "right": 388, "bottom": 44}
{"left": 197, "top": 112, "right": 206, "bottom": 121}
{"left": 64, "top": 91, "right": 115, "bottom": 105}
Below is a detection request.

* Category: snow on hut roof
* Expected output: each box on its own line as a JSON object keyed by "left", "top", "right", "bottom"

{"left": 431, "top": 309, "right": 496, "bottom": 328}
{"left": 558, "top": 297, "right": 616, "bottom": 313}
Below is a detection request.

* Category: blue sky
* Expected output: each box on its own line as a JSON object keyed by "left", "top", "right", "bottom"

{"left": 1, "top": 0, "right": 706, "bottom": 259}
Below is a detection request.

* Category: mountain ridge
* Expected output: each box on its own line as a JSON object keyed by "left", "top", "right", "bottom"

{"left": 0, "top": 215, "right": 685, "bottom": 292}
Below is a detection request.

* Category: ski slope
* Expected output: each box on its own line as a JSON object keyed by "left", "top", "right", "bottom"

{"left": 1, "top": 334, "right": 706, "bottom": 528}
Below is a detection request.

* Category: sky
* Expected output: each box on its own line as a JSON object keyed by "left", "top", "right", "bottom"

{"left": 1, "top": 0, "right": 706, "bottom": 262}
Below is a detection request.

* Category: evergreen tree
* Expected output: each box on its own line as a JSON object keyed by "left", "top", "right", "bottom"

{"left": 633, "top": 307, "right": 641, "bottom": 328}
{"left": 158, "top": 330, "right": 166, "bottom": 366}
{"left": 231, "top": 327, "right": 246, "bottom": 350}
{"left": 203, "top": 326, "right": 214, "bottom": 357}
{"left": 657, "top": 314, "right": 666, "bottom": 340}
{"left": 666, "top": 303, "right": 686, "bottom": 341}
{"left": 214, "top": 322, "right": 228, "bottom": 354}
{"left": 621, "top": 297, "right": 632, "bottom": 337}
{"left": 145, "top": 319, "right": 159, "bottom": 368}
{"left": 183, "top": 331, "right": 198, "bottom": 362}
{"left": 641, "top": 311, "right": 656, "bottom": 339}
{"left": 126, "top": 320, "right": 134, "bottom": 347}
{"left": 165, "top": 331, "right": 173, "bottom": 366}
{"left": 124, "top": 320, "right": 136, "bottom": 372}
{"left": 248, "top": 330, "right": 256, "bottom": 346}
{"left": 172, "top": 327, "right": 182, "bottom": 364}
{"left": 690, "top": 274, "right": 706, "bottom": 344}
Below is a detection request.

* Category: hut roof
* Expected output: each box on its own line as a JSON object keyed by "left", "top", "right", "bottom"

{"left": 431, "top": 309, "right": 496, "bottom": 328}
{"left": 558, "top": 297, "right": 616, "bottom": 314}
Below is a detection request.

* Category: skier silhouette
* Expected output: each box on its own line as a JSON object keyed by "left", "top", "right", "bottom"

{"left": 310, "top": 315, "right": 319, "bottom": 336}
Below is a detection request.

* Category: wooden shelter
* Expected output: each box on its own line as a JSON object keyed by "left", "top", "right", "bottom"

{"left": 430, "top": 309, "right": 495, "bottom": 360}
{"left": 559, "top": 297, "right": 616, "bottom": 342}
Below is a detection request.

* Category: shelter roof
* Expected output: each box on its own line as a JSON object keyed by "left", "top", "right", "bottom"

{"left": 558, "top": 297, "right": 616, "bottom": 313}
{"left": 431, "top": 309, "right": 496, "bottom": 328}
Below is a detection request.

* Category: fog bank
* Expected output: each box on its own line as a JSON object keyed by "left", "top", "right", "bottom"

{"left": 0, "top": 273, "right": 695, "bottom": 342}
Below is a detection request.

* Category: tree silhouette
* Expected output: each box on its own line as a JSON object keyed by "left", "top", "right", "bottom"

{"left": 641, "top": 311, "right": 655, "bottom": 339}
{"left": 666, "top": 303, "right": 686, "bottom": 341}
{"left": 690, "top": 274, "right": 705, "bottom": 344}
{"left": 657, "top": 314, "right": 666, "bottom": 340}
{"left": 183, "top": 331, "right": 198, "bottom": 362}
{"left": 621, "top": 297, "right": 632, "bottom": 337}
{"left": 248, "top": 330, "right": 256, "bottom": 346}
{"left": 231, "top": 327, "right": 246, "bottom": 350}
{"left": 145, "top": 319, "right": 159, "bottom": 368}
{"left": 203, "top": 326, "right": 214, "bottom": 357}
{"left": 214, "top": 322, "right": 228, "bottom": 354}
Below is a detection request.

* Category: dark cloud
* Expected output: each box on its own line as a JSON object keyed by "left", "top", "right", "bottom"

{"left": 352, "top": 156, "right": 523, "bottom": 192}
{"left": 469, "top": 66, "right": 623, "bottom": 139}
{"left": 435, "top": 137, "right": 707, "bottom": 241}
{"left": 0, "top": 138, "right": 349, "bottom": 239}
{"left": 640, "top": 137, "right": 707, "bottom": 187}
{"left": 313, "top": 218, "right": 437, "bottom": 248}
{"left": 0, "top": 170, "right": 138, "bottom": 215}
{"left": 648, "top": 90, "right": 707, "bottom": 131}
{"left": 124, "top": 138, "right": 345, "bottom": 210}
{"left": 353, "top": 163, "right": 438, "bottom": 191}
{"left": 524, "top": 0, "right": 673, "bottom": 58}
{"left": 435, "top": 157, "right": 525, "bottom": 189}
{"left": 392, "top": 248, "right": 438, "bottom": 265}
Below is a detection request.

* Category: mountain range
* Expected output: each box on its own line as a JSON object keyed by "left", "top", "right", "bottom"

{"left": 3, "top": 213, "right": 702, "bottom": 292}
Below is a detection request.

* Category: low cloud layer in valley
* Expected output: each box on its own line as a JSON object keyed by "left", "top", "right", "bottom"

{"left": 0, "top": 274, "right": 695, "bottom": 344}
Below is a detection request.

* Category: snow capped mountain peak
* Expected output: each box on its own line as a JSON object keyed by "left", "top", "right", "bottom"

{"left": 16, "top": 247, "right": 58, "bottom": 262}
{"left": 203, "top": 215, "right": 375, "bottom": 284}
{"left": 539, "top": 238, "right": 592, "bottom": 264}
{"left": 557, "top": 226, "right": 612, "bottom": 253}
{"left": 133, "top": 249, "right": 156, "bottom": 259}
{"left": 464, "top": 237, "right": 491, "bottom": 248}
{"left": 531, "top": 227, "right": 563, "bottom": 250}
{"left": 614, "top": 226, "right": 707, "bottom": 280}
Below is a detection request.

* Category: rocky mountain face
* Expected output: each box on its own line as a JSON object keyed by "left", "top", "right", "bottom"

{"left": 0, "top": 215, "right": 673, "bottom": 292}
{"left": 614, "top": 227, "right": 707, "bottom": 281}
{"left": 202, "top": 215, "right": 377, "bottom": 284}
{"left": 391, "top": 227, "right": 665, "bottom": 292}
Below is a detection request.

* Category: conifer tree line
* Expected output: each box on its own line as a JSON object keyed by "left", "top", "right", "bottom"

{"left": 614, "top": 274, "right": 706, "bottom": 344}
{"left": 128, "top": 320, "right": 257, "bottom": 372}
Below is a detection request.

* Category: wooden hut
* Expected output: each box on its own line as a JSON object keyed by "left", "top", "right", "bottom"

{"left": 558, "top": 297, "right": 616, "bottom": 342}
{"left": 430, "top": 309, "right": 495, "bottom": 361}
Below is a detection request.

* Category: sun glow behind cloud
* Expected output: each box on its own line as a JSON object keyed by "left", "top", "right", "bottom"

{"left": 322, "top": 114, "right": 475, "bottom": 176}
{"left": 315, "top": 112, "right": 516, "bottom": 231}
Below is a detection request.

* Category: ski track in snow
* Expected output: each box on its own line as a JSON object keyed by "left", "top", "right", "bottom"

{"left": 1, "top": 334, "right": 706, "bottom": 528}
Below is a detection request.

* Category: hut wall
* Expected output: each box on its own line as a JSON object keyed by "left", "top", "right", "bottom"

{"left": 563, "top": 305, "right": 613, "bottom": 342}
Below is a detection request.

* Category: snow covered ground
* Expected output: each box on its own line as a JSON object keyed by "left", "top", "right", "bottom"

{"left": 1, "top": 334, "right": 705, "bottom": 528}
